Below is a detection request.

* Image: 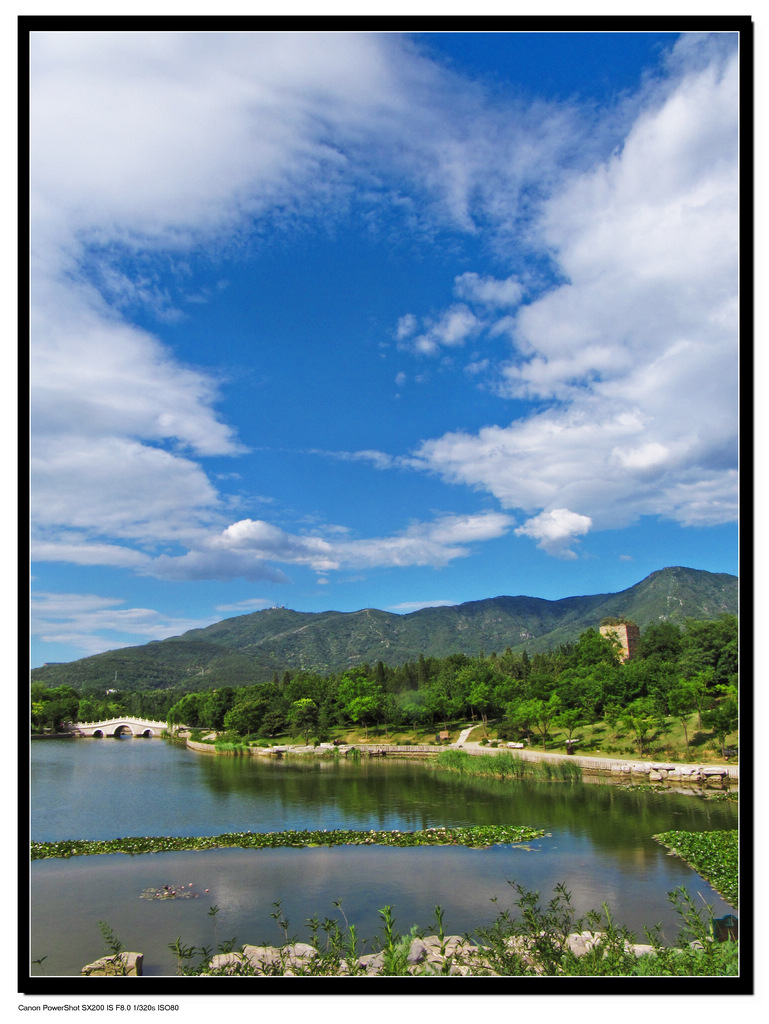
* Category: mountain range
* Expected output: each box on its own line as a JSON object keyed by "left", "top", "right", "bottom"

{"left": 31, "top": 566, "right": 737, "bottom": 692}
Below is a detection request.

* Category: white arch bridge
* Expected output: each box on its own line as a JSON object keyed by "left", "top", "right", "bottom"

{"left": 70, "top": 717, "right": 168, "bottom": 738}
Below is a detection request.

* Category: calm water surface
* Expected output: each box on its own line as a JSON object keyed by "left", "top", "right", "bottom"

{"left": 29, "top": 737, "right": 737, "bottom": 976}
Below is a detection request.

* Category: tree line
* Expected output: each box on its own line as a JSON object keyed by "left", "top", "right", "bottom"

{"left": 30, "top": 615, "right": 738, "bottom": 756}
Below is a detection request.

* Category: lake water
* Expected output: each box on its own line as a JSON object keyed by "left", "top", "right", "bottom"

{"left": 29, "top": 737, "right": 737, "bottom": 977}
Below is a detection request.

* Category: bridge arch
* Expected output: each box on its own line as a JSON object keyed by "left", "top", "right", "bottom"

{"left": 70, "top": 717, "right": 168, "bottom": 738}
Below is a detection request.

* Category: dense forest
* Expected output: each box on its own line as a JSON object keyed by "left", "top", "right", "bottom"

{"left": 31, "top": 615, "right": 738, "bottom": 757}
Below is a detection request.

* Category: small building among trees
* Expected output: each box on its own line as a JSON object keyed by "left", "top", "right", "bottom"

{"left": 599, "top": 618, "right": 641, "bottom": 662}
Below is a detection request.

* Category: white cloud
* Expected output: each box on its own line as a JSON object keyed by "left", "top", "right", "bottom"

{"left": 215, "top": 598, "right": 275, "bottom": 613}
{"left": 335, "top": 513, "right": 509, "bottom": 570}
{"left": 33, "top": 31, "right": 574, "bottom": 581}
{"left": 389, "top": 600, "right": 457, "bottom": 613}
{"left": 401, "top": 304, "right": 482, "bottom": 356}
{"left": 145, "top": 511, "right": 514, "bottom": 582}
{"left": 396, "top": 314, "right": 418, "bottom": 340}
{"left": 408, "top": 36, "right": 738, "bottom": 545}
{"left": 32, "top": 435, "right": 222, "bottom": 544}
{"left": 506, "top": 47, "right": 737, "bottom": 404}
{"left": 514, "top": 509, "right": 592, "bottom": 560}
{"left": 30, "top": 538, "right": 153, "bottom": 569}
{"left": 312, "top": 448, "right": 398, "bottom": 471}
{"left": 217, "top": 519, "right": 339, "bottom": 571}
{"left": 29, "top": 30, "right": 738, "bottom": 588}
{"left": 31, "top": 31, "right": 573, "bottom": 259}
{"left": 31, "top": 275, "right": 244, "bottom": 445}
{"left": 454, "top": 272, "right": 524, "bottom": 309}
{"left": 31, "top": 592, "right": 218, "bottom": 656}
{"left": 150, "top": 549, "right": 292, "bottom": 584}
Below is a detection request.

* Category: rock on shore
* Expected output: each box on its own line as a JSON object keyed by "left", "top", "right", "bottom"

{"left": 203, "top": 931, "right": 669, "bottom": 977}
{"left": 81, "top": 952, "right": 143, "bottom": 976}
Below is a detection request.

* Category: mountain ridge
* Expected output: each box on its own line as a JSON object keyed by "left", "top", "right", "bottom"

{"left": 31, "top": 566, "right": 737, "bottom": 691}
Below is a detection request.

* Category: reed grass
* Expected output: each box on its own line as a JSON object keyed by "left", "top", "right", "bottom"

{"left": 433, "top": 748, "right": 583, "bottom": 782}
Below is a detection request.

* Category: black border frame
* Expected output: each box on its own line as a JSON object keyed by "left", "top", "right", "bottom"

{"left": 19, "top": 12, "right": 754, "bottom": 1000}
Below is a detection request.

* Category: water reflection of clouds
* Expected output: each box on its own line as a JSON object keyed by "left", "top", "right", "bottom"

{"left": 32, "top": 743, "right": 738, "bottom": 974}
{"left": 31, "top": 838, "right": 736, "bottom": 976}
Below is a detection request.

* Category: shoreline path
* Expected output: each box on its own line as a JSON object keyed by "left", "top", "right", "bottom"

{"left": 448, "top": 724, "right": 738, "bottom": 780}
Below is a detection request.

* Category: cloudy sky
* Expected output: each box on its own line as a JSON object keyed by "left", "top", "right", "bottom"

{"left": 28, "top": 27, "right": 741, "bottom": 667}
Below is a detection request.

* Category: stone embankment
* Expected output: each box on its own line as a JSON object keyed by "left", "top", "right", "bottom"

{"left": 182, "top": 734, "right": 737, "bottom": 789}
{"left": 204, "top": 931, "right": 667, "bottom": 977}
{"left": 81, "top": 928, "right": 722, "bottom": 977}
{"left": 456, "top": 742, "right": 738, "bottom": 789}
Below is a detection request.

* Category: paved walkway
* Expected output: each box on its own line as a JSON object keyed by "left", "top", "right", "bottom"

{"left": 455, "top": 725, "right": 478, "bottom": 746}
{"left": 451, "top": 724, "right": 738, "bottom": 779}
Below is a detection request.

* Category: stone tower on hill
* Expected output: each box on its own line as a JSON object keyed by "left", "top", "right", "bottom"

{"left": 599, "top": 621, "right": 641, "bottom": 663}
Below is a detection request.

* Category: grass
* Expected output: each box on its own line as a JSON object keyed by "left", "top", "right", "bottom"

{"left": 215, "top": 712, "right": 736, "bottom": 765}
{"left": 433, "top": 748, "right": 583, "bottom": 782}
{"left": 462, "top": 715, "right": 736, "bottom": 764}
{"left": 551, "top": 715, "right": 738, "bottom": 764}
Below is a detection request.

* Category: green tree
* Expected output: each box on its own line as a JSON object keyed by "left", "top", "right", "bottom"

{"left": 199, "top": 688, "right": 236, "bottom": 730}
{"left": 223, "top": 695, "right": 268, "bottom": 736}
{"left": 603, "top": 701, "right": 622, "bottom": 729}
{"left": 556, "top": 707, "right": 583, "bottom": 747}
{"left": 316, "top": 700, "right": 334, "bottom": 743}
{"left": 467, "top": 679, "right": 494, "bottom": 732}
{"left": 289, "top": 698, "right": 318, "bottom": 745}
{"left": 30, "top": 685, "right": 80, "bottom": 732}
{"left": 667, "top": 679, "right": 700, "bottom": 755}
{"left": 417, "top": 654, "right": 429, "bottom": 688}
{"left": 425, "top": 666, "right": 466, "bottom": 731}
{"left": 684, "top": 670, "right": 712, "bottom": 727}
{"left": 505, "top": 697, "right": 539, "bottom": 746}
{"left": 702, "top": 685, "right": 738, "bottom": 758}
{"left": 570, "top": 628, "right": 622, "bottom": 669}
{"left": 622, "top": 697, "right": 659, "bottom": 756}
{"left": 640, "top": 621, "right": 683, "bottom": 662}
{"left": 532, "top": 693, "right": 562, "bottom": 751}
{"left": 338, "top": 671, "right": 383, "bottom": 737}
{"left": 260, "top": 706, "right": 288, "bottom": 738}
{"left": 556, "top": 662, "right": 617, "bottom": 720}
{"left": 679, "top": 615, "right": 738, "bottom": 686}
{"left": 346, "top": 695, "right": 380, "bottom": 739}
{"left": 77, "top": 696, "right": 100, "bottom": 722}
{"left": 168, "top": 693, "right": 197, "bottom": 729}
{"left": 524, "top": 670, "right": 557, "bottom": 702}
{"left": 379, "top": 692, "right": 400, "bottom": 740}
{"left": 398, "top": 691, "right": 429, "bottom": 731}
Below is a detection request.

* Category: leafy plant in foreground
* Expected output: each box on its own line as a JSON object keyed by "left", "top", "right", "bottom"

{"left": 96, "top": 921, "right": 127, "bottom": 976}
{"left": 170, "top": 882, "right": 738, "bottom": 977}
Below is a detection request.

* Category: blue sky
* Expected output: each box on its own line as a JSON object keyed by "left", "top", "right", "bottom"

{"left": 29, "top": 28, "right": 740, "bottom": 668}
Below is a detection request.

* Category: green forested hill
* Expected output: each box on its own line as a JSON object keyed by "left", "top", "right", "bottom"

{"left": 31, "top": 566, "right": 737, "bottom": 692}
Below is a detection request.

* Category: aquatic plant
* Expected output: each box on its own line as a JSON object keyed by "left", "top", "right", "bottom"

{"left": 652, "top": 829, "right": 738, "bottom": 908}
{"left": 30, "top": 823, "right": 546, "bottom": 860}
